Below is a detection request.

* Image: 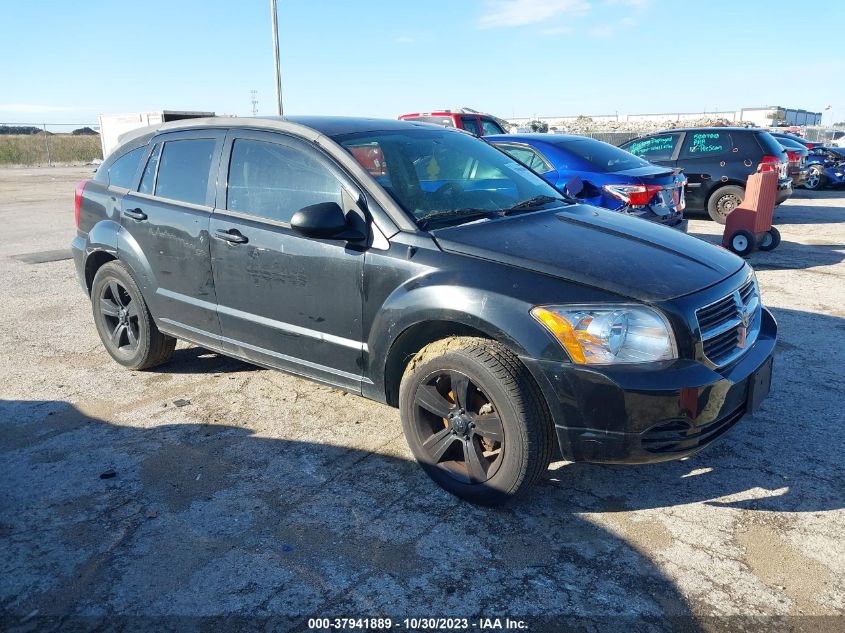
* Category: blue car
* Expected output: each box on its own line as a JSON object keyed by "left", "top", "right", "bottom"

{"left": 804, "top": 146, "right": 845, "bottom": 190}
{"left": 488, "top": 134, "right": 688, "bottom": 231}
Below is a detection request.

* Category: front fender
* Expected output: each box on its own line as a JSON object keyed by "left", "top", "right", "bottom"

{"left": 365, "top": 272, "right": 570, "bottom": 402}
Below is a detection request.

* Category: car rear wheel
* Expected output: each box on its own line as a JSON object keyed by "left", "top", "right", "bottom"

{"left": 707, "top": 185, "right": 745, "bottom": 224}
{"left": 399, "top": 336, "right": 554, "bottom": 505}
{"left": 804, "top": 166, "right": 827, "bottom": 191}
{"left": 91, "top": 261, "right": 176, "bottom": 370}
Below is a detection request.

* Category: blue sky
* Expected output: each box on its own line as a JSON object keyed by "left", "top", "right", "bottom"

{"left": 2, "top": 0, "right": 844, "bottom": 125}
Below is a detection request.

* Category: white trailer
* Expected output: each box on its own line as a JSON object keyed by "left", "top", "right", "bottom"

{"left": 98, "top": 110, "right": 215, "bottom": 158}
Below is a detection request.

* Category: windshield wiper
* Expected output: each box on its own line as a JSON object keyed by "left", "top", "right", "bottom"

{"left": 501, "top": 195, "right": 569, "bottom": 215}
{"left": 416, "top": 208, "right": 500, "bottom": 229}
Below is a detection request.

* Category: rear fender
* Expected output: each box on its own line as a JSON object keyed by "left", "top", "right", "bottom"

{"left": 115, "top": 226, "right": 157, "bottom": 302}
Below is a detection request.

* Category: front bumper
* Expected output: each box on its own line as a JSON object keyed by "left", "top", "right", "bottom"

{"left": 523, "top": 308, "right": 777, "bottom": 464}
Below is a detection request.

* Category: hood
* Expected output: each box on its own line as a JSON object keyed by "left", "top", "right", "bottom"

{"left": 433, "top": 205, "right": 744, "bottom": 302}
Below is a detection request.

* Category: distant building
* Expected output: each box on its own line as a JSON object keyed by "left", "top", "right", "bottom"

{"left": 737, "top": 106, "right": 822, "bottom": 127}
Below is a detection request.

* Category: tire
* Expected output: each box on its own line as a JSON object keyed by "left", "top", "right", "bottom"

{"left": 759, "top": 227, "right": 781, "bottom": 252}
{"left": 399, "top": 336, "right": 554, "bottom": 505}
{"left": 707, "top": 185, "right": 745, "bottom": 224}
{"left": 91, "top": 261, "right": 176, "bottom": 370}
{"left": 728, "top": 230, "right": 756, "bottom": 257}
{"left": 803, "top": 165, "right": 827, "bottom": 191}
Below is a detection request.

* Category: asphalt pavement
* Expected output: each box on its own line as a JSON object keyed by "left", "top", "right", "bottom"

{"left": 1, "top": 166, "right": 843, "bottom": 632}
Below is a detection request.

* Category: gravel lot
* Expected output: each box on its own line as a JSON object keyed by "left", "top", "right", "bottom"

{"left": 1, "top": 166, "right": 844, "bottom": 631}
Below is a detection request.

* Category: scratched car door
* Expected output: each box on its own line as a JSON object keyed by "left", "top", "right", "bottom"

{"left": 209, "top": 130, "right": 365, "bottom": 391}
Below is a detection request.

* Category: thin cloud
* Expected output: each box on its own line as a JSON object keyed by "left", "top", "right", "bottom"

{"left": 478, "top": 0, "right": 591, "bottom": 29}
{"left": 394, "top": 36, "right": 415, "bottom": 44}
{"left": 588, "top": 16, "right": 636, "bottom": 36}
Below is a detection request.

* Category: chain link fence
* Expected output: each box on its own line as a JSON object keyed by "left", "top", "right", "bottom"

{"left": 0, "top": 123, "right": 102, "bottom": 166}
{"left": 801, "top": 126, "right": 845, "bottom": 144}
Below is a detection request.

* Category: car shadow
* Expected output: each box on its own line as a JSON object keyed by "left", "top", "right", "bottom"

{"left": 688, "top": 231, "right": 845, "bottom": 271}
{"left": 772, "top": 189, "right": 845, "bottom": 225}
{"left": 545, "top": 306, "right": 845, "bottom": 515}
{"left": 150, "top": 346, "right": 258, "bottom": 375}
{"left": 1, "top": 400, "right": 703, "bottom": 631}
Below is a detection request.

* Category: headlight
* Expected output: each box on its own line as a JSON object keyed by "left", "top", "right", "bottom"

{"left": 530, "top": 304, "right": 677, "bottom": 365}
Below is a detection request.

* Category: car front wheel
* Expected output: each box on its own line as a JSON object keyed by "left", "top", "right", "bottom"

{"left": 399, "top": 336, "right": 554, "bottom": 505}
{"left": 91, "top": 261, "right": 176, "bottom": 370}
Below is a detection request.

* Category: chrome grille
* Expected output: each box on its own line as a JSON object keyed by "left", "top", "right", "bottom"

{"left": 696, "top": 278, "right": 760, "bottom": 367}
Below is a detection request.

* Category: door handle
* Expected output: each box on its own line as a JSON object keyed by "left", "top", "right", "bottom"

{"left": 214, "top": 228, "right": 248, "bottom": 244}
{"left": 123, "top": 208, "right": 147, "bottom": 221}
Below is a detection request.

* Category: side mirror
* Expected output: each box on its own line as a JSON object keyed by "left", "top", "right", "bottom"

{"left": 291, "top": 202, "right": 353, "bottom": 240}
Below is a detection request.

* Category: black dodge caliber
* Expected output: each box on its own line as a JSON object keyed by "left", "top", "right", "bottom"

{"left": 72, "top": 117, "right": 776, "bottom": 505}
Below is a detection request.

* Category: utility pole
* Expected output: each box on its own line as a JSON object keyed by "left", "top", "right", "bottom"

{"left": 250, "top": 90, "right": 259, "bottom": 116}
{"left": 270, "top": 0, "right": 283, "bottom": 116}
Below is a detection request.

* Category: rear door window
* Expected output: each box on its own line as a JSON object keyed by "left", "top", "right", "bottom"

{"left": 108, "top": 147, "right": 144, "bottom": 189}
{"left": 625, "top": 133, "right": 682, "bottom": 161}
{"left": 226, "top": 138, "right": 343, "bottom": 224}
{"left": 154, "top": 139, "right": 216, "bottom": 205}
{"left": 679, "top": 131, "right": 733, "bottom": 159}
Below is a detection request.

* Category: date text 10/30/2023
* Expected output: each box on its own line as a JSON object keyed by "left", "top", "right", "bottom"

{"left": 307, "top": 617, "right": 529, "bottom": 630}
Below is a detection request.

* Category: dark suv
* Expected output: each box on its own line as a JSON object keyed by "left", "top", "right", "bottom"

{"left": 620, "top": 127, "right": 792, "bottom": 223}
{"left": 73, "top": 117, "right": 776, "bottom": 504}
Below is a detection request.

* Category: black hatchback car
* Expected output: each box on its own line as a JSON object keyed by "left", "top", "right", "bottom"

{"left": 72, "top": 117, "right": 776, "bottom": 504}
{"left": 620, "top": 127, "right": 792, "bottom": 223}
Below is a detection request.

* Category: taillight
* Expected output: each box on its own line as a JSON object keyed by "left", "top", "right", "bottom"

{"left": 74, "top": 179, "right": 90, "bottom": 228}
{"left": 786, "top": 150, "right": 801, "bottom": 164}
{"left": 603, "top": 183, "right": 663, "bottom": 206}
{"left": 759, "top": 155, "right": 781, "bottom": 172}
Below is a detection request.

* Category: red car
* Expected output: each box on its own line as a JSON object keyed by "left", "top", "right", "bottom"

{"left": 398, "top": 110, "right": 506, "bottom": 136}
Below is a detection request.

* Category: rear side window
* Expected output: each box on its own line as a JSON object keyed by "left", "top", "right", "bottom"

{"left": 625, "top": 133, "right": 681, "bottom": 161}
{"left": 108, "top": 147, "right": 144, "bottom": 188}
{"left": 226, "top": 139, "right": 343, "bottom": 224}
{"left": 554, "top": 138, "right": 649, "bottom": 171}
{"left": 138, "top": 143, "right": 161, "bottom": 194}
{"left": 756, "top": 132, "right": 789, "bottom": 156}
{"left": 154, "top": 139, "right": 216, "bottom": 205}
{"left": 679, "top": 131, "right": 732, "bottom": 159}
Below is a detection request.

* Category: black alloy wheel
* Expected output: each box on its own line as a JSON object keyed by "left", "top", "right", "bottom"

{"left": 91, "top": 261, "right": 176, "bottom": 370}
{"left": 99, "top": 279, "right": 141, "bottom": 355}
{"left": 412, "top": 369, "right": 505, "bottom": 484}
{"left": 399, "top": 336, "right": 554, "bottom": 505}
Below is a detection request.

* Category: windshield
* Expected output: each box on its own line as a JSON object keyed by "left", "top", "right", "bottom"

{"left": 553, "top": 138, "right": 650, "bottom": 172}
{"left": 336, "top": 128, "right": 564, "bottom": 227}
